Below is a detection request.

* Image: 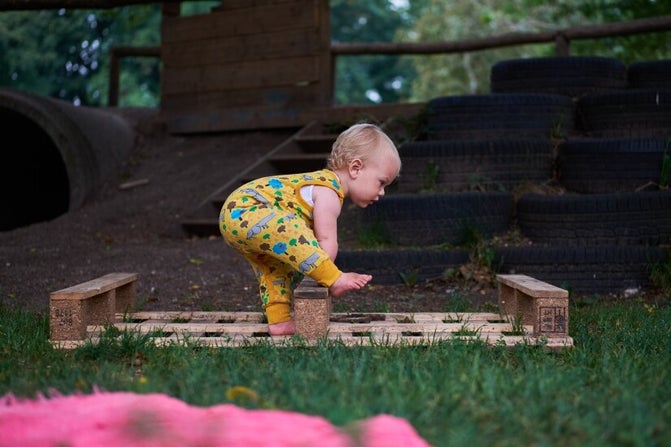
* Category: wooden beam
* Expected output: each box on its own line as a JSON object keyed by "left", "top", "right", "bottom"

{"left": 332, "top": 14, "right": 671, "bottom": 55}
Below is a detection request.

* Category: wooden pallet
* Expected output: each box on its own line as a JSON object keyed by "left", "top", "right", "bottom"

{"left": 51, "top": 310, "right": 573, "bottom": 350}
{"left": 49, "top": 273, "right": 573, "bottom": 350}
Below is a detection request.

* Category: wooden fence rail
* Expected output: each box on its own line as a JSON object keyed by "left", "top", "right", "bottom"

{"left": 106, "top": 13, "right": 671, "bottom": 107}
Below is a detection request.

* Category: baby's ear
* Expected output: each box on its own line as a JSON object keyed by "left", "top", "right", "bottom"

{"left": 348, "top": 158, "right": 363, "bottom": 176}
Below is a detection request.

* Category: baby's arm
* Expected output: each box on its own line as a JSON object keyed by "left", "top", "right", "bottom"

{"left": 312, "top": 185, "right": 373, "bottom": 296}
{"left": 311, "top": 185, "right": 341, "bottom": 260}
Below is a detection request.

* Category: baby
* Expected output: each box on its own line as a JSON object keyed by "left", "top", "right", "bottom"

{"left": 219, "top": 123, "right": 401, "bottom": 335}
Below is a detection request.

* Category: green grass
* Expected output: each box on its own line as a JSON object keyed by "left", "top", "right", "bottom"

{"left": 2, "top": 299, "right": 671, "bottom": 446}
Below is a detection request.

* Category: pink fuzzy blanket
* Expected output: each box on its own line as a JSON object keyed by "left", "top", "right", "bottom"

{"left": 0, "top": 391, "right": 431, "bottom": 447}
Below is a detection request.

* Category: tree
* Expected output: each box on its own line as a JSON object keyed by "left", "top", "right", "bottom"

{"left": 552, "top": 0, "right": 671, "bottom": 62}
{"left": 0, "top": 5, "right": 160, "bottom": 106}
{"left": 1, "top": 1, "right": 669, "bottom": 107}
{"left": 405, "top": 0, "right": 671, "bottom": 101}
{"left": 330, "top": 0, "right": 425, "bottom": 104}
{"left": 406, "top": 0, "right": 577, "bottom": 100}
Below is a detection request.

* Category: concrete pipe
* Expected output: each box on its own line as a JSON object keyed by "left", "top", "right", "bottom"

{"left": 0, "top": 88, "right": 136, "bottom": 231}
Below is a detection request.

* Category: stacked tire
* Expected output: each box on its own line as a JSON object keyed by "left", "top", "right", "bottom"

{"left": 342, "top": 56, "right": 671, "bottom": 295}
{"left": 492, "top": 56, "right": 670, "bottom": 294}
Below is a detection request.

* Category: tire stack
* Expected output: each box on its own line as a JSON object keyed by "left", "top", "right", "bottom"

{"left": 340, "top": 56, "right": 670, "bottom": 295}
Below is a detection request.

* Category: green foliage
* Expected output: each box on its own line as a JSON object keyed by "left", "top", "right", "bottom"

{"left": 406, "top": 0, "right": 671, "bottom": 99}
{"left": 419, "top": 159, "right": 440, "bottom": 192}
{"left": 330, "top": 0, "right": 425, "bottom": 104}
{"left": 180, "top": 1, "right": 220, "bottom": 16}
{"left": 0, "top": 5, "right": 160, "bottom": 106}
{"left": 357, "top": 218, "right": 392, "bottom": 248}
{"left": 406, "top": 0, "right": 555, "bottom": 99}
{"left": 1, "top": 2, "right": 670, "bottom": 106}
{"left": 399, "top": 270, "right": 419, "bottom": 287}
{"left": 650, "top": 253, "right": 671, "bottom": 293}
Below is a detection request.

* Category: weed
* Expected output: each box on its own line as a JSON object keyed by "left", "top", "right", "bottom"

{"left": 572, "top": 293, "right": 601, "bottom": 308}
{"left": 419, "top": 160, "right": 440, "bottom": 192}
{"left": 451, "top": 221, "right": 497, "bottom": 285}
{"left": 453, "top": 322, "right": 481, "bottom": 336}
{"left": 466, "top": 173, "right": 503, "bottom": 192}
{"left": 395, "top": 314, "right": 415, "bottom": 323}
{"left": 371, "top": 300, "right": 390, "bottom": 313}
{"left": 660, "top": 142, "right": 670, "bottom": 189}
{"left": 503, "top": 314, "right": 525, "bottom": 336}
{"left": 399, "top": 271, "right": 419, "bottom": 287}
{"left": 358, "top": 218, "right": 391, "bottom": 248}
{"left": 331, "top": 302, "right": 349, "bottom": 312}
{"left": 444, "top": 293, "right": 472, "bottom": 313}
{"left": 650, "top": 253, "right": 671, "bottom": 292}
{"left": 381, "top": 107, "right": 430, "bottom": 144}
{"left": 443, "top": 312, "right": 462, "bottom": 323}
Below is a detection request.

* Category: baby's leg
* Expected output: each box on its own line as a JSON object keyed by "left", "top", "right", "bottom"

{"left": 329, "top": 272, "right": 372, "bottom": 297}
{"left": 246, "top": 254, "right": 300, "bottom": 334}
{"left": 267, "top": 320, "right": 296, "bottom": 336}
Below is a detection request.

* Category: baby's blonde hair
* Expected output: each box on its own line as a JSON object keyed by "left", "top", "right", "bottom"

{"left": 327, "top": 123, "right": 400, "bottom": 172}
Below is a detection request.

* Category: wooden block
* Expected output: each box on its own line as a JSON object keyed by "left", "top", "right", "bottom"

{"left": 497, "top": 274, "right": 568, "bottom": 298}
{"left": 497, "top": 281, "right": 518, "bottom": 316}
{"left": 114, "top": 280, "right": 136, "bottom": 314}
{"left": 534, "top": 297, "right": 569, "bottom": 337}
{"left": 496, "top": 274, "right": 569, "bottom": 337}
{"left": 49, "top": 273, "right": 137, "bottom": 341}
{"left": 50, "top": 299, "right": 87, "bottom": 341}
{"left": 293, "top": 278, "right": 330, "bottom": 340}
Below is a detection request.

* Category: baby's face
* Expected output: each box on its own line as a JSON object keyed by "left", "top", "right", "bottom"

{"left": 348, "top": 144, "right": 400, "bottom": 208}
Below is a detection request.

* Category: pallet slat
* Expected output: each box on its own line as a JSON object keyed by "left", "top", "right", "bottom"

{"left": 55, "top": 311, "right": 572, "bottom": 351}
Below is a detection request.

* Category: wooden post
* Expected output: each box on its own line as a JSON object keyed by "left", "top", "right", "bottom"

{"left": 293, "top": 278, "right": 330, "bottom": 341}
{"left": 497, "top": 274, "right": 569, "bottom": 338}
{"left": 49, "top": 273, "right": 137, "bottom": 341}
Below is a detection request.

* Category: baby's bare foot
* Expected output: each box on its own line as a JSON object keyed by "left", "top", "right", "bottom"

{"left": 268, "top": 320, "right": 296, "bottom": 336}
{"left": 329, "top": 272, "right": 372, "bottom": 297}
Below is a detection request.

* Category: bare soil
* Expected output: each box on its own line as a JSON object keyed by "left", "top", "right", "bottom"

{"left": 0, "top": 110, "right": 499, "bottom": 318}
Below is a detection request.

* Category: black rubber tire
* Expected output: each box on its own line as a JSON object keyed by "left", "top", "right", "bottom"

{"left": 394, "top": 139, "right": 554, "bottom": 193}
{"left": 359, "top": 192, "right": 514, "bottom": 246}
{"left": 557, "top": 138, "right": 669, "bottom": 193}
{"left": 337, "top": 248, "right": 469, "bottom": 285}
{"left": 426, "top": 93, "right": 575, "bottom": 140}
{"left": 491, "top": 56, "right": 627, "bottom": 97}
{"left": 627, "top": 60, "right": 671, "bottom": 89}
{"left": 576, "top": 89, "right": 671, "bottom": 138}
{"left": 516, "top": 191, "right": 671, "bottom": 246}
{"left": 494, "top": 245, "right": 669, "bottom": 294}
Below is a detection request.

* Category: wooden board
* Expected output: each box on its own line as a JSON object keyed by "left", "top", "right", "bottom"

{"left": 50, "top": 273, "right": 137, "bottom": 301}
{"left": 161, "top": 56, "right": 320, "bottom": 95}
{"left": 498, "top": 274, "right": 568, "bottom": 298}
{"left": 160, "top": 0, "right": 332, "bottom": 134}
{"left": 162, "top": 2, "right": 317, "bottom": 44}
{"left": 162, "top": 28, "right": 321, "bottom": 68}
{"left": 51, "top": 311, "right": 574, "bottom": 350}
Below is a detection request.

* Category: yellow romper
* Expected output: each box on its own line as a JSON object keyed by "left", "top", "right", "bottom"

{"left": 219, "top": 170, "right": 344, "bottom": 324}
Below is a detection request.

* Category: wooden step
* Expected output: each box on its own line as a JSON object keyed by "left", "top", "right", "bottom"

{"left": 293, "top": 134, "right": 337, "bottom": 152}
{"left": 268, "top": 153, "right": 329, "bottom": 172}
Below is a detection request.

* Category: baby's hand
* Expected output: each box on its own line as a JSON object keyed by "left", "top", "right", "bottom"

{"left": 329, "top": 272, "right": 372, "bottom": 297}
